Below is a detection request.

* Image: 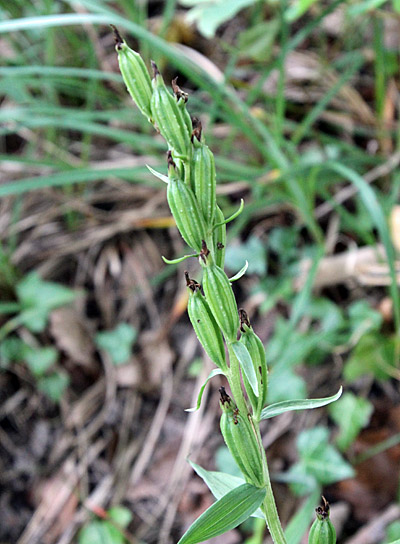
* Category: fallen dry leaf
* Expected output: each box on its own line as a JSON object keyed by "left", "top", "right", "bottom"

{"left": 50, "top": 307, "right": 95, "bottom": 367}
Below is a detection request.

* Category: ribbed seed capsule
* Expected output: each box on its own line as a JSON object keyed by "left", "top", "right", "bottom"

{"left": 219, "top": 387, "right": 265, "bottom": 487}
{"left": 167, "top": 160, "right": 207, "bottom": 252}
{"left": 186, "top": 276, "right": 227, "bottom": 370}
{"left": 151, "top": 64, "right": 191, "bottom": 158}
{"left": 201, "top": 260, "right": 239, "bottom": 342}
{"left": 172, "top": 78, "right": 193, "bottom": 139}
{"left": 213, "top": 206, "right": 226, "bottom": 268}
{"left": 239, "top": 310, "right": 268, "bottom": 417}
{"left": 192, "top": 122, "right": 216, "bottom": 226}
{"left": 112, "top": 27, "right": 153, "bottom": 122}
{"left": 308, "top": 499, "right": 336, "bottom": 544}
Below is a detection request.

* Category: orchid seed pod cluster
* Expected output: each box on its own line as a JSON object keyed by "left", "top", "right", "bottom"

{"left": 114, "top": 30, "right": 340, "bottom": 544}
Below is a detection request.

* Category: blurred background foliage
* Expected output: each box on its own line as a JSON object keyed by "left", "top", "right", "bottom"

{"left": 1, "top": 1, "right": 400, "bottom": 543}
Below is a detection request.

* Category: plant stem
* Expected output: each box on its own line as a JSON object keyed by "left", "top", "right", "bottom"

{"left": 261, "top": 460, "right": 287, "bottom": 544}
{"left": 253, "top": 418, "right": 287, "bottom": 544}
{"left": 228, "top": 343, "right": 287, "bottom": 544}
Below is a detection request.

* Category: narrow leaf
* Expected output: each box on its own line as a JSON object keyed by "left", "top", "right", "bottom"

{"left": 162, "top": 253, "right": 198, "bottom": 264}
{"left": 231, "top": 341, "right": 259, "bottom": 397}
{"left": 146, "top": 164, "right": 169, "bottom": 183}
{"left": 213, "top": 199, "right": 244, "bottom": 229}
{"left": 189, "top": 461, "right": 265, "bottom": 519}
{"left": 229, "top": 261, "right": 248, "bottom": 282}
{"left": 177, "top": 483, "right": 266, "bottom": 544}
{"left": 329, "top": 392, "right": 373, "bottom": 451}
{"left": 327, "top": 161, "right": 400, "bottom": 334}
{"left": 185, "top": 368, "right": 224, "bottom": 412}
{"left": 260, "top": 387, "right": 342, "bottom": 420}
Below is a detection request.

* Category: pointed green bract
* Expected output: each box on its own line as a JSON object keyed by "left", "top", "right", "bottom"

{"left": 177, "top": 483, "right": 266, "bottom": 544}
{"left": 185, "top": 368, "right": 224, "bottom": 412}
{"left": 260, "top": 387, "right": 342, "bottom": 421}
{"left": 229, "top": 260, "right": 248, "bottom": 282}
{"left": 230, "top": 340, "right": 259, "bottom": 398}
{"left": 239, "top": 322, "right": 268, "bottom": 417}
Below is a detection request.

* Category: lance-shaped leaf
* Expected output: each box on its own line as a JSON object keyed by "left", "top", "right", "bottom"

{"left": 177, "top": 483, "right": 266, "bottom": 544}
{"left": 189, "top": 461, "right": 264, "bottom": 519}
{"left": 185, "top": 368, "right": 224, "bottom": 412}
{"left": 213, "top": 199, "right": 244, "bottom": 229}
{"left": 230, "top": 341, "right": 259, "bottom": 397}
{"left": 260, "top": 387, "right": 342, "bottom": 420}
{"left": 229, "top": 261, "right": 248, "bottom": 282}
{"left": 162, "top": 253, "right": 198, "bottom": 264}
{"left": 146, "top": 164, "right": 169, "bottom": 183}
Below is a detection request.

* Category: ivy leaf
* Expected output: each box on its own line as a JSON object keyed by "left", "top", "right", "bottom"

{"left": 95, "top": 323, "right": 137, "bottom": 365}
{"left": 177, "top": 483, "right": 266, "bottom": 544}
{"left": 108, "top": 506, "right": 132, "bottom": 528}
{"left": 287, "top": 427, "right": 354, "bottom": 496}
{"left": 267, "top": 367, "right": 306, "bottom": 404}
{"left": 180, "top": 0, "right": 256, "bottom": 39}
{"left": 78, "top": 521, "right": 125, "bottom": 544}
{"left": 37, "top": 372, "right": 69, "bottom": 402}
{"left": 0, "top": 336, "right": 27, "bottom": 368}
{"left": 17, "top": 272, "right": 78, "bottom": 332}
{"left": 329, "top": 392, "right": 373, "bottom": 451}
{"left": 344, "top": 332, "right": 397, "bottom": 382}
{"left": 225, "top": 235, "right": 266, "bottom": 276}
{"left": 25, "top": 346, "right": 58, "bottom": 377}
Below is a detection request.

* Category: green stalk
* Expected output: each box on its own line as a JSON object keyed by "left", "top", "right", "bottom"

{"left": 260, "top": 448, "right": 287, "bottom": 544}
{"left": 227, "top": 344, "right": 287, "bottom": 543}
{"left": 252, "top": 415, "right": 287, "bottom": 544}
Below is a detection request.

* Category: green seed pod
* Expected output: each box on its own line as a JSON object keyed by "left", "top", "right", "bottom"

{"left": 308, "top": 499, "right": 336, "bottom": 544}
{"left": 186, "top": 274, "right": 227, "bottom": 370}
{"left": 219, "top": 387, "right": 265, "bottom": 487}
{"left": 167, "top": 158, "right": 207, "bottom": 252}
{"left": 112, "top": 26, "right": 153, "bottom": 122}
{"left": 201, "top": 260, "right": 239, "bottom": 342}
{"left": 239, "top": 309, "right": 268, "bottom": 418}
{"left": 172, "top": 77, "right": 193, "bottom": 138}
{"left": 151, "top": 63, "right": 191, "bottom": 158}
{"left": 213, "top": 206, "right": 226, "bottom": 268}
{"left": 192, "top": 124, "right": 216, "bottom": 227}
